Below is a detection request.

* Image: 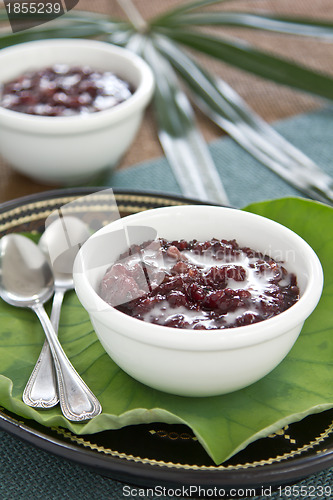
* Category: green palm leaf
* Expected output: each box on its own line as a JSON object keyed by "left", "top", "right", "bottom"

{"left": 154, "top": 12, "right": 333, "bottom": 38}
{"left": 142, "top": 38, "right": 229, "bottom": 204}
{"left": 151, "top": 0, "right": 233, "bottom": 25}
{"left": 156, "top": 28, "right": 333, "bottom": 101}
{"left": 0, "top": 24, "right": 109, "bottom": 49}
{"left": 0, "top": 10, "right": 130, "bottom": 49}
{"left": 0, "top": 9, "right": 125, "bottom": 24}
{"left": 155, "top": 34, "right": 333, "bottom": 204}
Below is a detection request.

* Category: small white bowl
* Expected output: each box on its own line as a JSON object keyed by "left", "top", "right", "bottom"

{"left": 73, "top": 205, "right": 323, "bottom": 397}
{"left": 0, "top": 39, "right": 154, "bottom": 184}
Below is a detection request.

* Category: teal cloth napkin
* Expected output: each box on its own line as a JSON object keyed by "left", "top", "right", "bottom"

{"left": 1, "top": 108, "right": 333, "bottom": 500}
{"left": 109, "top": 108, "right": 333, "bottom": 208}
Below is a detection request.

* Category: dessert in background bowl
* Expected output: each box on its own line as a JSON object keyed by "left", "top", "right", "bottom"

{"left": 0, "top": 64, "right": 133, "bottom": 116}
{"left": 73, "top": 205, "right": 323, "bottom": 397}
{"left": 0, "top": 39, "right": 154, "bottom": 184}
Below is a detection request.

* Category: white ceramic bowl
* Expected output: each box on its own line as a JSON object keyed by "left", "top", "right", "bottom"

{"left": 0, "top": 39, "right": 154, "bottom": 184}
{"left": 73, "top": 205, "right": 323, "bottom": 397}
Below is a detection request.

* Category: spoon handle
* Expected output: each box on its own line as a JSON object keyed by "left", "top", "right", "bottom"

{"left": 32, "top": 303, "right": 102, "bottom": 421}
{"left": 50, "top": 287, "right": 66, "bottom": 333}
{"left": 22, "top": 339, "right": 58, "bottom": 408}
{"left": 22, "top": 289, "right": 66, "bottom": 408}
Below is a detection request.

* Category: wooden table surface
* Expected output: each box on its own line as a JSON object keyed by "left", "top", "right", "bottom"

{"left": 0, "top": 0, "right": 332, "bottom": 203}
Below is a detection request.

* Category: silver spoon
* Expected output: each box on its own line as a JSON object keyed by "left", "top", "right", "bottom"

{"left": 23, "top": 216, "right": 91, "bottom": 409}
{"left": 0, "top": 233, "right": 102, "bottom": 421}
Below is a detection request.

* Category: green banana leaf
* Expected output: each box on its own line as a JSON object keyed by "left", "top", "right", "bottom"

{"left": 0, "top": 197, "right": 332, "bottom": 465}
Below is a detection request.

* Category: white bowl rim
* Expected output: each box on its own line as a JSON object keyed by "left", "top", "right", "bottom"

{"left": 0, "top": 38, "right": 155, "bottom": 133}
{"left": 74, "top": 205, "right": 324, "bottom": 351}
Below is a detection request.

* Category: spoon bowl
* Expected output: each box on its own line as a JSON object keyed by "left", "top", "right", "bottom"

{"left": 39, "top": 215, "right": 92, "bottom": 278}
{"left": 0, "top": 234, "right": 53, "bottom": 307}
